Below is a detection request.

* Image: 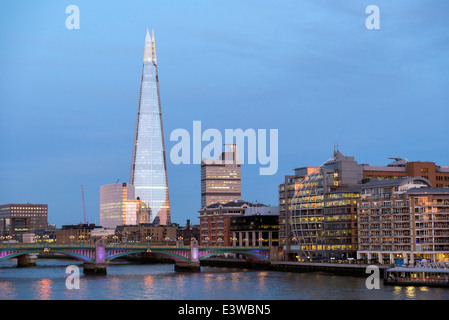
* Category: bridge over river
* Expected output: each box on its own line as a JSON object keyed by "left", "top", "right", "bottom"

{"left": 0, "top": 239, "right": 271, "bottom": 274}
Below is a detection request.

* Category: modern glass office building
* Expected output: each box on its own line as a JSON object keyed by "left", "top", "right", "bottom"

{"left": 291, "top": 150, "right": 362, "bottom": 261}
{"left": 100, "top": 183, "right": 141, "bottom": 229}
{"left": 129, "top": 29, "right": 171, "bottom": 225}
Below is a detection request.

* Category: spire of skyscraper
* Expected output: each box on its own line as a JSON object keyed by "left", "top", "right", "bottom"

{"left": 130, "top": 29, "right": 171, "bottom": 225}
{"left": 143, "top": 28, "right": 157, "bottom": 65}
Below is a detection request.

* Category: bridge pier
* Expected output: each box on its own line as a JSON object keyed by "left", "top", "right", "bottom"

{"left": 83, "top": 262, "right": 106, "bottom": 275}
{"left": 83, "top": 239, "right": 107, "bottom": 275}
{"left": 17, "top": 253, "right": 37, "bottom": 267}
{"left": 174, "top": 239, "right": 200, "bottom": 272}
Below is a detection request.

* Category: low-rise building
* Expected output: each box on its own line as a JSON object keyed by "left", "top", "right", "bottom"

{"left": 177, "top": 219, "right": 200, "bottom": 245}
{"left": 361, "top": 158, "right": 449, "bottom": 188}
{"left": 0, "top": 204, "right": 48, "bottom": 241}
{"left": 199, "top": 199, "right": 268, "bottom": 246}
{"left": 115, "top": 224, "right": 176, "bottom": 244}
{"left": 56, "top": 223, "right": 102, "bottom": 244}
{"left": 230, "top": 206, "right": 279, "bottom": 247}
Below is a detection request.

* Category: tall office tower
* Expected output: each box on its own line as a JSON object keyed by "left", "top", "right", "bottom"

{"left": 201, "top": 145, "right": 241, "bottom": 208}
{"left": 129, "top": 29, "right": 171, "bottom": 225}
{"left": 100, "top": 183, "right": 142, "bottom": 229}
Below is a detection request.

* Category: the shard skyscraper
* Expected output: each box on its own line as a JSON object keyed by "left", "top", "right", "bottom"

{"left": 130, "top": 29, "right": 171, "bottom": 225}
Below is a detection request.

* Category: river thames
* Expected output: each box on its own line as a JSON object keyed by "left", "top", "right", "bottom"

{"left": 0, "top": 259, "right": 448, "bottom": 300}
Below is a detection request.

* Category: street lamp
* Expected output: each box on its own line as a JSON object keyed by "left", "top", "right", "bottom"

{"left": 258, "top": 237, "right": 264, "bottom": 247}
{"left": 205, "top": 236, "right": 210, "bottom": 247}
{"left": 165, "top": 236, "right": 170, "bottom": 246}
{"left": 178, "top": 236, "right": 183, "bottom": 247}
{"left": 231, "top": 237, "right": 237, "bottom": 248}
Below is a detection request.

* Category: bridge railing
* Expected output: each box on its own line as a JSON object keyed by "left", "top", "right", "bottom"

{"left": 0, "top": 243, "right": 96, "bottom": 249}
{"left": 0, "top": 242, "right": 272, "bottom": 250}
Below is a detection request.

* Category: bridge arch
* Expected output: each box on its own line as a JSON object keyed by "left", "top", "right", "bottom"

{"left": 0, "top": 250, "right": 39, "bottom": 263}
{"left": 49, "top": 250, "right": 95, "bottom": 264}
{"left": 104, "top": 249, "right": 190, "bottom": 263}
{"left": 0, "top": 249, "right": 95, "bottom": 264}
{"left": 198, "top": 250, "right": 269, "bottom": 262}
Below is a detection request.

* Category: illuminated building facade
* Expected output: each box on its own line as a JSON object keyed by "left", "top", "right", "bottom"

{"left": 281, "top": 151, "right": 449, "bottom": 262}
{"left": 129, "top": 29, "right": 171, "bottom": 225}
{"left": 278, "top": 166, "right": 318, "bottom": 260}
{"left": 0, "top": 204, "right": 48, "bottom": 241}
{"left": 100, "top": 183, "right": 142, "bottom": 229}
{"left": 201, "top": 146, "right": 241, "bottom": 207}
{"left": 358, "top": 178, "right": 449, "bottom": 264}
{"left": 290, "top": 150, "right": 362, "bottom": 261}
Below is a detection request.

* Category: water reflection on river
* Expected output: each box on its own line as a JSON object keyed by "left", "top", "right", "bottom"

{"left": 0, "top": 259, "right": 447, "bottom": 300}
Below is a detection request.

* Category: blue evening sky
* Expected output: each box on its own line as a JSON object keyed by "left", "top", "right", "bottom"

{"left": 1, "top": 1, "right": 448, "bottom": 227}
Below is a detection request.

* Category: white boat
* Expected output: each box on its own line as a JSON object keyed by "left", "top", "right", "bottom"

{"left": 384, "top": 264, "right": 449, "bottom": 287}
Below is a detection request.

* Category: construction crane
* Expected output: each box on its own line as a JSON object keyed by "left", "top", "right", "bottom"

{"left": 81, "top": 184, "right": 87, "bottom": 224}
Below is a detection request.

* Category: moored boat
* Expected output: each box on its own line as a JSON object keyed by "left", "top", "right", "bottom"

{"left": 384, "top": 265, "right": 449, "bottom": 287}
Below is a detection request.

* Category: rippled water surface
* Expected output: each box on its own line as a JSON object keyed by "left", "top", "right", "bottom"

{"left": 0, "top": 259, "right": 448, "bottom": 300}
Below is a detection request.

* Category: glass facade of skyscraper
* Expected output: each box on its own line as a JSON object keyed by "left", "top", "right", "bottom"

{"left": 129, "top": 29, "right": 171, "bottom": 225}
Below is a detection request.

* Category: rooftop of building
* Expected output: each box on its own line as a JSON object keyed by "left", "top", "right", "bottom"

{"left": 0, "top": 203, "right": 48, "bottom": 207}
{"left": 361, "top": 176, "right": 431, "bottom": 189}
{"left": 61, "top": 223, "right": 101, "bottom": 230}
{"left": 361, "top": 158, "right": 449, "bottom": 172}
{"left": 201, "top": 148, "right": 241, "bottom": 166}
{"left": 115, "top": 222, "right": 170, "bottom": 230}
{"left": 406, "top": 187, "right": 449, "bottom": 195}
{"left": 200, "top": 199, "right": 267, "bottom": 211}
{"left": 243, "top": 206, "right": 279, "bottom": 216}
